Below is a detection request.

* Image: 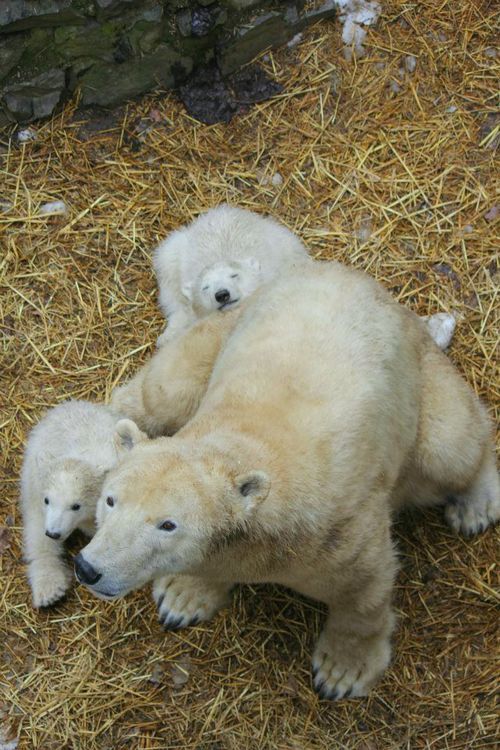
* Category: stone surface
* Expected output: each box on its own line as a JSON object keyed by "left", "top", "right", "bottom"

{"left": 79, "top": 45, "right": 192, "bottom": 105}
{"left": 3, "top": 68, "right": 65, "bottom": 120}
{"left": 0, "top": 1, "right": 88, "bottom": 31}
{"left": 0, "top": 0, "right": 336, "bottom": 125}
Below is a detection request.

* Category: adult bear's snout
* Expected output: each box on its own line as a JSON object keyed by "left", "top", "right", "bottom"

{"left": 74, "top": 553, "right": 102, "bottom": 585}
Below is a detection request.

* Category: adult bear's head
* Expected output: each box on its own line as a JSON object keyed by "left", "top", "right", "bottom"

{"left": 74, "top": 419, "right": 270, "bottom": 599}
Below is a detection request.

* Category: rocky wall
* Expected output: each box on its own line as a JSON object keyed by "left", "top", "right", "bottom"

{"left": 0, "top": 0, "right": 336, "bottom": 126}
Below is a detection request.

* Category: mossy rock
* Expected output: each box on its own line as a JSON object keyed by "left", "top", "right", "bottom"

{"left": 0, "top": 0, "right": 336, "bottom": 125}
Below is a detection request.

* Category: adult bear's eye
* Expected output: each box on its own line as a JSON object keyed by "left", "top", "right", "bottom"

{"left": 158, "top": 520, "right": 177, "bottom": 532}
{"left": 44, "top": 497, "right": 49, "bottom": 505}
{"left": 230, "top": 273, "right": 239, "bottom": 279}
{"left": 71, "top": 503, "right": 81, "bottom": 511}
{"left": 106, "top": 496, "right": 115, "bottom": 507}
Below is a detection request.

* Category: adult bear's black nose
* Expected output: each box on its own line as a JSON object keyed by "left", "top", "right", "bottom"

{"left": 215, "top": 289, "right": 231, "bottom": 304}
{"left": 74, "top": 553, "right": 102, "bottom": 585}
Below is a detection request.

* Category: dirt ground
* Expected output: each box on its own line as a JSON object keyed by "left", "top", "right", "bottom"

{"left": 0, "top": 1, "right": 498, "bottom": 748}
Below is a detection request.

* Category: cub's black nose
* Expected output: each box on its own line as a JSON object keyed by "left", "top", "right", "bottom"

{"left": 45, "top": 530, "right": 61, "bottom": 540}
{"left": 215, "top": 289, "right": 231, "bottom": 304}
{"left": 74, "top": 553, "right": 102, "bottom": 585}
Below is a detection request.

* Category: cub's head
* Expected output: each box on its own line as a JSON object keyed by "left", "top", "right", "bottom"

{"left": 75, "top": 419, "right": 270, "bottom": 600}
{"left": 186, "top": 258, "right": 262, "bottom": 315}
{"left": 42, "top": 458, "right": 103, "bottom": 541}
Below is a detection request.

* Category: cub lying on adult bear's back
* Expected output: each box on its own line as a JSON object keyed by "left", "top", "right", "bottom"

{"left": 77, "top": 263, "right": 499, "bottom": 700}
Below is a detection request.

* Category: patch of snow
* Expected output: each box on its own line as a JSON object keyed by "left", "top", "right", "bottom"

{"left": 336, "top": 1, "right": 381, "bottom": 60}
{"left": 39, "top": 200, "right": 67, "bottom": 216}
{"left": 484, "top": 205, "right": 498, "bottom": 222}
{"left": 17, "top": 128, "right": 37, "bottom": 143}
{"left": 405, "top": 55, "right": 417, "bottom": 73}
{"left": 287, "top": 33, "right": 303, "bottom": 49}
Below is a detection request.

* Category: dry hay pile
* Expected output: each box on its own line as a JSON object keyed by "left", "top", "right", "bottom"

{"left": 0, "top": 1, "right": 498, "bottom": 748}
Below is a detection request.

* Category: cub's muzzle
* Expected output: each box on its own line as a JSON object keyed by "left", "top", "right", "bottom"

{"left": 45, "top": 530, "right": 61, "bottom": 540}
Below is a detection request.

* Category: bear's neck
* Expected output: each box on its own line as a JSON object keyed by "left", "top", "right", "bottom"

{"left": 179, "top": 411, "right": 285, "bottom": 482}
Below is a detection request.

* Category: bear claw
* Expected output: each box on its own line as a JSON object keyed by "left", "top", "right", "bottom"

{"left": 163, "top": 615, "right": 183, "bottom": 631}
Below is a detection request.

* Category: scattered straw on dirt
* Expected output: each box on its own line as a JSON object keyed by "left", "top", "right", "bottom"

{"left": 1, "top": 1, "right": 498, "bottom": 748}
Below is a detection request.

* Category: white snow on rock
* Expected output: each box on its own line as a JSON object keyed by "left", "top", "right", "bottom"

{"left": 335, "top": 1, "right": 381, "bottom": 60}
{"left": 287, "top": 33, "right": 303, "bottom": 49}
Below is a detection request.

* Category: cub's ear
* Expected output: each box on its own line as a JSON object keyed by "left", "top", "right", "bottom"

{"left": 234, "top": 471, "right": 270, "bottom": 513}
{"left": 114, "top": 419, "right": 147, "bottom": 454}
{"left": 182, "top": 281, "right": 194, "bottom": 301}
{"left": 242, "top": 256, "right": 261, "bottom": 273}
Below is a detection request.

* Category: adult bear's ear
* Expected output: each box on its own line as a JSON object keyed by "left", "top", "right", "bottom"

{"left": 182, "top": 281, "right": 194, "bottom": 301}
{"left": 114, "top": 419, "right": 147, "bottom": 454}
{"left": 234, "top": 471, "right": 270, "bottom": 513}
{"left": 242, "top": 256, "right": 261, "bottom": 273}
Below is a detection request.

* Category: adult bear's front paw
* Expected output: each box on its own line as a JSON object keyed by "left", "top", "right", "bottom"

{"left": 312, "top": 627, "right": 392, "bottom": 700}
{"left": 152, "top": 575, "right": 231, "bottom": 630}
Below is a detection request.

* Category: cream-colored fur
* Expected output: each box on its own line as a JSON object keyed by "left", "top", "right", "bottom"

{"left": 153, "top": 205, "right": 455, "bottom": 350}
{"left": 21, "top": 400, "right": 120, "bottom": 608}
{"left": 81, "top": 263, "right": 498, "bottom": 700}
{"left": 110, "top": 309, "right": 455, "bottom": 438}
{"left": 110, "top": 309, "right": 241, "bottom": 436}
{"left": 153, "top": 204, "right": 308, "bottom": 346}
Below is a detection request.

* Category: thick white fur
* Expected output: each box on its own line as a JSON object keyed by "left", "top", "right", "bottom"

{"left": 21, "top": 400, "right": 120, "bottom": 608}
{"left": 153, "top": 204, "right": 309, "bottom": 345}
{"left": 81, "top": 263, "right": 498, "bottom": 700}
{"left": 153, "top": 204, "right": 455, "bottom": 350}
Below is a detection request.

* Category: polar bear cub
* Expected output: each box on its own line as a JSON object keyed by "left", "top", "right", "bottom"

{"left": 153, "top": 204, "right": 457, "bottom": 350}
{"left": 153, "top": 204, "right": 309, "bottom": 345}
{"left": 21, "top": 400, "right": 120, "bottom": 608}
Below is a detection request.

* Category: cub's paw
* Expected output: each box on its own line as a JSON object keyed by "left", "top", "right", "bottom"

{"left": 312, "top": 630, "right": 391, "bottom": 700}
{"left": 445, "top": 493, "right": 500, "bottom": 537}
{"left": 30, "top": 561, "right": 72, "bottom": 608}
{"left": 152, "top": 575, "right": 230, "bottom": 630}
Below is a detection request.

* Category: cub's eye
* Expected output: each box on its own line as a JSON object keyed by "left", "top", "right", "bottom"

{"left": 158, "top": 520, "right": 177, "bottom": 532}
{"left": 202, "top": 285, "right": 209, "bottom": 291}
{"left": 106, "top": 496, "right": 115, "bottom": 507}
{"left": 71, "top": 503, "right": 81, "bottom": 511}
{"left": 230, "top": 273, "right": 239, "bottom": 279}
{"left": 44, "top": 497, "right": 49, "bottom": 505}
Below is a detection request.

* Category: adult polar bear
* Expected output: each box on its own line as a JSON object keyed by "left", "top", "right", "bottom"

{"left": 77, "top": 263, "right": 499, "bottom": 700}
